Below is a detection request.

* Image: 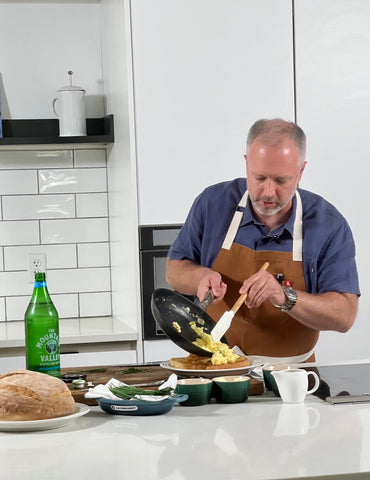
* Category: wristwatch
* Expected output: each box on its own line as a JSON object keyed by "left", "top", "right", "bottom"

{"left": 275, "top": 286, "right": 297, "bottom": 313}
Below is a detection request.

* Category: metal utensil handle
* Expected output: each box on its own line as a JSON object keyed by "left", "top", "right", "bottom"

{"left": 196, "top": 289, "right": 214, "bottom": 311}
{"left": 230, "top": 261, "right": 270, "bottom": 313}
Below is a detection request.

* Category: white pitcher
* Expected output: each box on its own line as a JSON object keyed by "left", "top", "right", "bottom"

{"left": 271, "top": 368, "right": 320, "bottom": 403}
{"left": 53, "top": 71, "right": 86, "bottom": 137}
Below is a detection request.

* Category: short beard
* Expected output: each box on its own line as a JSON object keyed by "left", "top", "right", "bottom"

{"left": 252, "top": 198, "right": 284, "bottom": 216}
{"left": 251, "top": 189, "right": 297, "bottom": 217}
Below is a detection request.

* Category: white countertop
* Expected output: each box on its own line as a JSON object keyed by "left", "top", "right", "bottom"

{"left": 1, "top": 362, "right": 370, "bottom": 480}
{"left": 0, "top": 317, "right": 138, "bottom": 348}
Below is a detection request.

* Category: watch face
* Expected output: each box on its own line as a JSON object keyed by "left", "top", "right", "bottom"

{"left": 281, "top": 287, "right": 297, "bottom": 312}
{"left": 285, "top": 287, "right": 296, "bottom": 301}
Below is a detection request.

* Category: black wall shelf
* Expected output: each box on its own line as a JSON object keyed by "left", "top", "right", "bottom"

{"left": 0, "top": 114, "right": 114, "bottom": 146}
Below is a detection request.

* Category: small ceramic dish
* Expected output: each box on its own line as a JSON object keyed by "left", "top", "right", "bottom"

{"left": 61, "top": 373, "right": 87, "bottom": 383}
{"left": 176, "top": 378, "right": 213, "bottom": 406}
{"left": 97, "top": 394, "right": 188, "bottom": 416}
{"left": 212, "top": 375, "right": 250, "bottom": 403}
{"left": 72, "top": 378, "right": 86, "bottom": 389}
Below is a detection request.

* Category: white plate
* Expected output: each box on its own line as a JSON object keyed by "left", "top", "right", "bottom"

{"left": 0, "top": 403, "right": 90, "bottom": 432}
{"left": 160, "top": 360, "right": 263, "bottom": 378}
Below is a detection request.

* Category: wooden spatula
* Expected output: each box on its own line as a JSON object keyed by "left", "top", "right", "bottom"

{"left": 210, "top": 261, "right": 270, "bottom": 342}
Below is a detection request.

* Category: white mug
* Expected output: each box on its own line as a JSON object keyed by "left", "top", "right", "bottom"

{"left": 273, "top": 403, "right": 321, "bottom": 436}
{"left": 271, "top": 368, "right": 320, "bottom": 403}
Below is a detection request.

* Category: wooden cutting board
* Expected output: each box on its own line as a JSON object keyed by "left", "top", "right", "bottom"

{"left": 61, "top": 364, "right": 263, "bottom": 405}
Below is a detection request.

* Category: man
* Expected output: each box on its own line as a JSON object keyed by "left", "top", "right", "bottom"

{"left": 166, "top": 118, "right": 359, "bottom": 363}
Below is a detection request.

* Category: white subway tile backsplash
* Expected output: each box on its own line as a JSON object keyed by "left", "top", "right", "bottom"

{"left": 52, "top": 294, "right": 79, "bottom": 319}
{"left": 0, "top": 171, "right": 38, "bottom": 195}
{"left": 0, "top": 268, "right": 110, "bottom": 298}
{"left": 6, "top": 293, "right": 79, "bottom": 321}
{"left": 39, "top": 168, "right": 107, "bottom": 194}
{"left": 0, "top": 221, "right": 39, "bottom": 246}
{"left": 74, "top": 149, "right": 106, "bottom": 167}
{"left": 0, "top": 151, "right": 73, "bottom": 169}
{"left": 0, "top": 147, "right": 112, "bottom": 323}
{"left": 47, "top": 268, "right": 111, "bottom": 294}
{"left": 76, "top": 193, "right": 108, "bottom": 217}
{"left": 79, "top": 292, "right": 112, "bottom": 317}
{"left": 6, "top": 295, "right": 31, "bottom": 321}
{"left": 4, "top": 244, "right": 77, "bottom": 271}
{"left": 41, "top": 218, "right": 109, "bottom": 244}
{"left": 2, "top": 194, "right": 75, "bottom": 220}
{"left": 0, "top": 271, "right": 31, "bottom": 296}
{"left": 0, "top": 298, "right": 6, "bottom": 322}
{"left": 77, "top": 243, "right": 110, "bottom": 267}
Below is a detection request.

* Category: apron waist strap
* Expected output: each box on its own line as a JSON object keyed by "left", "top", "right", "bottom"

{"left": 232, "top": 346, "right": 314, "bottom": 365}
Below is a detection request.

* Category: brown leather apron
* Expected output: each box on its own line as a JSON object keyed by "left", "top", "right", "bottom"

{"left": 206, "top": 190, "right": 318, "bottom": 363}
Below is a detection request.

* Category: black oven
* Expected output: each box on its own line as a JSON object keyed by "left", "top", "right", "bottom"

{"left": 139, "top": 224, "right": 183, "bottom": 340}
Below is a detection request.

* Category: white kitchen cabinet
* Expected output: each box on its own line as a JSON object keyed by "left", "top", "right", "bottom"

{"left": 130, "top": 0, "right": 295, "bottom": 225}
{"left": 294, "top": 0, "right": 370, "bottom": 362}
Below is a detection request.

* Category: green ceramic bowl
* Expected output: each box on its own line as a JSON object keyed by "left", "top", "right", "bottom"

{"left": 212, "top": 375, "right": 250, "bottom": 403}
{"left": 175, "top": 378, "right": 213, "bottom": 406}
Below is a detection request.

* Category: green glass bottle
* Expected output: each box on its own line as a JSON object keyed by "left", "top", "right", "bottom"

{"left": 24, "top": 271, "right": 60, "bottom": 378}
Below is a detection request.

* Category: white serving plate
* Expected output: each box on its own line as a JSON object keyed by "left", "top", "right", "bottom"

{"left": 160, "top": 360, "right": 263, "bottom": 378}
{"left": 0, "top": 403, "right": 90, "bottom": 432}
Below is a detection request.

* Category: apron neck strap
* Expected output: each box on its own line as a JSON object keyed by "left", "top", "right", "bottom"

{"left": 221, "top": 190, "right": 303, "bottom": 261}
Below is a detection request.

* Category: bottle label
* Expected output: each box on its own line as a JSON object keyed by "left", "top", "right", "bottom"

{"left": 34, "top": 281, "right": 47, "bottom": 287}
{"left": 26, "top": 327, "right": 60, "bottom": 377}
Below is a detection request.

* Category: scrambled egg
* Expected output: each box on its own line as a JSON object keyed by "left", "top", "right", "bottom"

{"left": 189, "top": 321, "right": 239, "bottom": 365}
{"left": 215, "top": 376, "right": 244, "bottom": 382}
{"left": 172, "top": 321, "right": 181, "bottom": 333}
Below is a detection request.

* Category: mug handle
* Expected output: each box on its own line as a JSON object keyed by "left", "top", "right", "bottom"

{"left": 52, "top": 98, "right": 59, "bottom": 118}
{"left": 307, "top": 371, "right": 320, "bottom": 394}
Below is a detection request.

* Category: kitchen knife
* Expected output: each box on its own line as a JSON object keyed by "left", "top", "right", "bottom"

{"left": 210, "top": 261, "right": 270, "bottom": 342}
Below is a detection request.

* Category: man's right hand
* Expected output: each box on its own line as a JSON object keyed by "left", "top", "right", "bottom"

{"left": 166, "top": 258, "right": 227, "bottom": 304}
{"left": 197, "top": 270, "right": 227, "bottom": 305}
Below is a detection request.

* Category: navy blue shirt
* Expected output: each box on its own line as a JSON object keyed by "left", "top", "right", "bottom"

{"left": 168, "top": 178, "right": 360, "bottom": 295}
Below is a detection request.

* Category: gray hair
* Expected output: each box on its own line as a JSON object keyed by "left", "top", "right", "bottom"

{"left": 246, "top": 118, "right": 306, "bottom": 165}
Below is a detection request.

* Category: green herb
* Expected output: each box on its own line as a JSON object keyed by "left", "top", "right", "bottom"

{"left": 109, "top": 385, "right": 174, "bottom": 400}
{"left": 121, "top": 367, "right": 150, "bottom": 375}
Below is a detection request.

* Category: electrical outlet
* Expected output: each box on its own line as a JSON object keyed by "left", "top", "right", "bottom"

{"left": 28, "top": 253, "right": 47, "bottom": 283}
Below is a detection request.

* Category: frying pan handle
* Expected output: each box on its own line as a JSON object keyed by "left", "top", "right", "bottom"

{"left": 195, "top": 289, "right": 214, "bottom": 311}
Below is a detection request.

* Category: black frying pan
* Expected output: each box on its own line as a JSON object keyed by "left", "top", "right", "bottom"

{"left": 151, "top": 288, "right": 228, "bottom": 357}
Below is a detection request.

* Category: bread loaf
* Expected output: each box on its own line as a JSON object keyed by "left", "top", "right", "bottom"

{"left": 0, "top": 369, "right": 76, "bottom": 421}
{"left": 169, "top": 354, "right": 250, "bottom": 370}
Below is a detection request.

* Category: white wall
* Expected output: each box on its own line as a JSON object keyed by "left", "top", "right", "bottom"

{"left": 0, "top": 2, "right": 104, "bottom": 119}
{"left": 295, "top": 0, "right": 370, "bottom": 362}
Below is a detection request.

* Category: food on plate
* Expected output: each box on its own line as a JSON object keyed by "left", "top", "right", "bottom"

{"left": 169, "top": 354, "right": 250, "bottom": 370}
{"left": 0, "top": 369, "right": 76, "bottom": 421}
{"left": 189, "top": 321, "right": 239, "bottom": 365}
